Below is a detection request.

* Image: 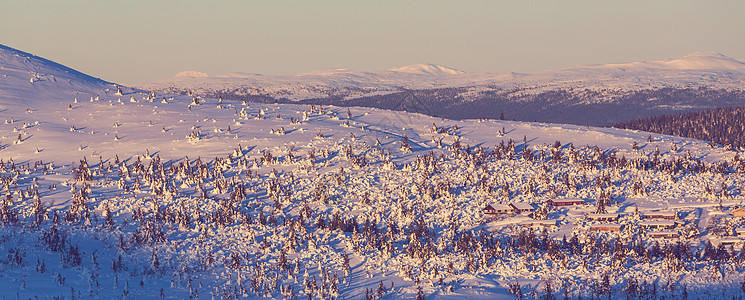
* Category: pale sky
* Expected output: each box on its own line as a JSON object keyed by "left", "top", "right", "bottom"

{"left": 2, "top": 0, "right": 743, "bottom": 85}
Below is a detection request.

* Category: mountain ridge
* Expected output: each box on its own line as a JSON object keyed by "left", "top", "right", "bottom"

{"left": 165, "top": 52, "right": 745, "bottom": 79}
{"left": 139, "top": 51, "right": 745, "bottom": 126}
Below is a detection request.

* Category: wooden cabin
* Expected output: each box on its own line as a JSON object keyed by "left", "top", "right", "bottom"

{"left": 640, "top": 220, "right": 676, "bottom": 229}
{"left": 587, "top": 213, "right": 620, "bottom": 222}
{"left": 643, "top": 211, "right": 677, "bottom": 220}
{"left": 647, "top": 231, "right": 679, "bottom": 239}
{"left": 590, "top": 224, "right": 623, "bottom": 232}
{"left": 719, "top": 238, "right": 743, "bottom": 246}
{"left": 547, "top": 198, "right": 584, "bottom": 206}
{"left": 509, "top": 203, "right": 535, "bottom": 214}
{"left": 483, "top": 204, "right": 512, "bottom": 215}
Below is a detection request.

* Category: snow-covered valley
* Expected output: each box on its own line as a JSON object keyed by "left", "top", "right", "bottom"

{"left": 3, "top": 44, "right": 745, "bottom": 299}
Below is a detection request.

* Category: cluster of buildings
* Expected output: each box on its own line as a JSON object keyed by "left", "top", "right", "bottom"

{"left": 483, "top": 198, "right": 697, "bottom": 241}
{"left": 484, "top": 198, "right": 745, "bottom": 244}
{"left": 483, "top": 198, "right": 588, "bottom": 216}
{"left": 483, "top": 203, "right": 535, "bottom": 216}
{"left": 587, "top": 210, "right": 680, "bottom": 238}
{"left": 483, "top": 198, "right": 584, "bottom": 228}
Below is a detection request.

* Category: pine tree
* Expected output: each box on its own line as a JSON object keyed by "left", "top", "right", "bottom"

{"left": 401, "top": 135, "right": 412, "bottom": 153}
{"left": 416, "top": 286, "right": 426, "bottom": 300}
{"left": 509, "top": 281, "right": 523, "bottom": 300}
{"left": 543, "top": 280, "right": 555, "bottom": 300}
{"left": 600, "top": 273, "right": 611, "bottom": 298}
{"left": 150, "top": 250, "right": 160, "bottom": 273}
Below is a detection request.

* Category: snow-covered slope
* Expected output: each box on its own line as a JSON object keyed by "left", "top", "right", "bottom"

{"left": 3, "top": 44, "right": 745, "bottom": 299}
{"left": 0, "top": 43, "right": 736, "bottom": 170}
{"left": 0, "top": 44, "right": 126, "bottom": 109}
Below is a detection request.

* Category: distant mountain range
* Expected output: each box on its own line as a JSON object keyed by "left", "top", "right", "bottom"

{"left": 139, "top": 52, "right": 745, "bottom": 126}
{"left": 3, "top": 41, "right": 744, "bottom": 127}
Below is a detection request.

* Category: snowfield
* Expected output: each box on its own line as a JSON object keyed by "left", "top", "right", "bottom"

{"left": 2, "top": 44, "right": 745, "bottom": 299}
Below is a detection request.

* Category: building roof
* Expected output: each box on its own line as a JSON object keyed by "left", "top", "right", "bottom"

{"left": 640, "top": 220, "right": 676, "bottom": 226}
{"left": 719, "top": 238, "right": 743, "bottom": 244}
{"left": 644, "top": 211, "right": 677, "bottom": 216}
{"left": 485, "top": 204, "right": 511, "bottom": 211}
{"left": 590, "top": 224, "right": 623, "bottom": 229}
{"left": 648, "top": 230, "right": 678, "bottom": 236}
{"left": 550, "top": 198, "right": 584, "bottom": 203}
{"left": 588, "top": 213, "right": 620, "bottom": 219}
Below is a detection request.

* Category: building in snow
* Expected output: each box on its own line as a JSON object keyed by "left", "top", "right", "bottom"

{"left": 643, "top": 211, "right": 677, "bottom": 220}
{"left": 483, "top": 204, "right": 512, "bottom": 215}
{"left": 647, "top": 231, "right": 679, "bottom": 239}
{"left": 510, "top": 203, "right": 535, "bottom": 214}
{"left": 640, "top": 220, "right": 676, "bottom": 230}
{"left": 719, "top": 238, "right": 744, "bottom": 246}
{"left": 590, "top": 224, "right": 623, "bottom": 232}
{"left": 587, "top": 213, "right": 620, "bottom": 222}
{"left": 547, "top": 198, "right": 584, "bottom": 206}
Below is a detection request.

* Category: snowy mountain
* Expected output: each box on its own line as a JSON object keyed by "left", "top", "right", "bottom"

{"left": 387, "top": 63, "right": 466, "bottom": 75}
{"left": 3, "top": 43, "right": 745, "bottom": 299}
{"left": 140, "top": 52, "right": 745, "bottom": 126}
{"left": 140, "top": 63, "right": 475, "bottom": 105}
{"left": 572, "top": 52, "right": 745, "bottom": 72}
{"left": 174, "top": 70, "right": 209, "bottom": 78}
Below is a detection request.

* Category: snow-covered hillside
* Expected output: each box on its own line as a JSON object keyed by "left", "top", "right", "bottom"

{"left": 0, "top": 44, "right": 124, "bottom": 108}
{"left": 3, "top": 44, "right": 745, "bottom": 299}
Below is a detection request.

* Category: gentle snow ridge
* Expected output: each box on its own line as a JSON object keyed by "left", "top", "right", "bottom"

{"left": 387, "top": 63, "right": 466, "bottom": 75}
{"left": 174, "top": 70, "right": 209, "bottom": 77}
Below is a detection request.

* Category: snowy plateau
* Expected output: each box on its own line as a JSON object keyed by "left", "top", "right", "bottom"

{"left": 140, "top": 52, "right": 745, "bottom": 126}
{"left": 2, "top": 43, "right": 745, "bottom": 299}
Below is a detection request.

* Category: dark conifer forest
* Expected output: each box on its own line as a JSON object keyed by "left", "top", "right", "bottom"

{"left": 614, "top": 107, "right": 745, "bottom": 150}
